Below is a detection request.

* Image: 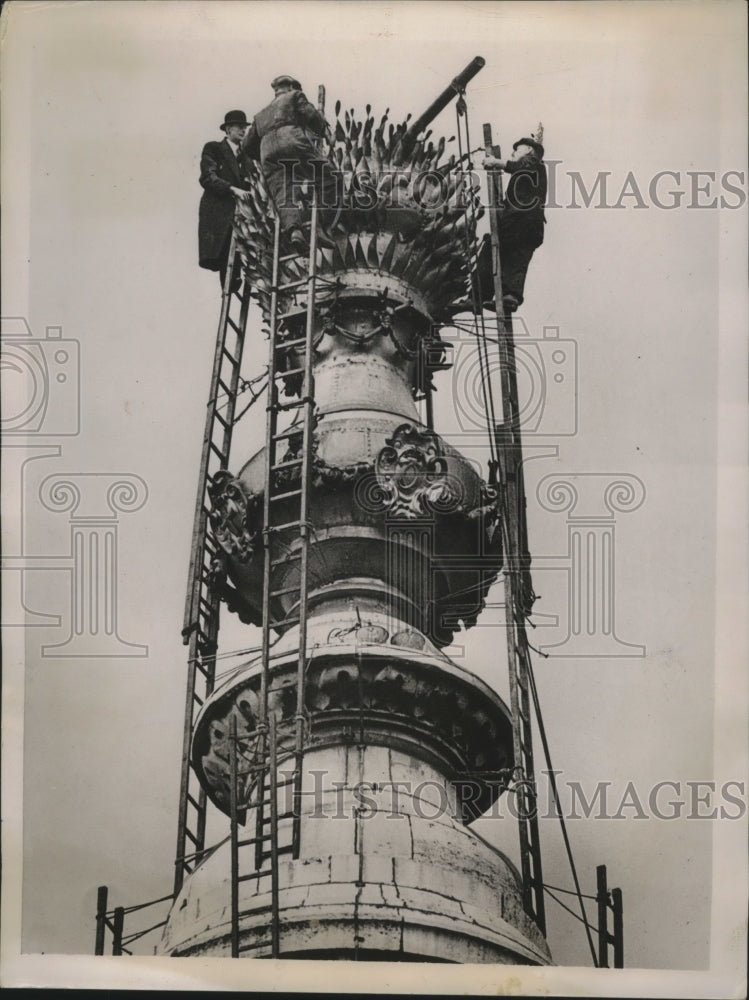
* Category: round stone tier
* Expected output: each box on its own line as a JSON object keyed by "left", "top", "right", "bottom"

{"left": 160, "top": 743, "right": 550, "bottom": 964}
{"left": 209, "top": 415, "right": 501, "bottom": 647}
{"left": 192, "top": 604, "right": 513, "bottom": 823}
{"left": 272, "top": 275, "right": 451, "bottom": 405}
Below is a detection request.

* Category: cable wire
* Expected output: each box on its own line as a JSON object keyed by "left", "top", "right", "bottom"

{"left": 526, "top": 652, "right": 599, "bottom": 966}
{"left": 544, "top": 887, "right": 600, "bottom": 935}
{"left": 453, "top": 97, "right": 498, "bottom": 471}
{"left": 120, "top": 918, "right": 168, "bottom": 947}
{"left": 543, "top": 882, "right": 597, "bottom": 901}
{"left": 107, "top": 891, "right": 173, "bottom": 917}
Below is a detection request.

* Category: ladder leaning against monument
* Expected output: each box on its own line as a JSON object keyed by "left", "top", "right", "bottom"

{"left": 175, "top": 231, "right": 254, "bottom": 896}
{"left": 481, "top": 121, "right": 547, "bottom": 935}
{"left": 227, "top": 85, "right": 328, "bottom": 958}
{"left": 226, "top": 188, "right": 322, "bottom": 958}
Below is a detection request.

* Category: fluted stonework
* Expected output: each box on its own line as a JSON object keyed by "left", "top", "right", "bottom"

{"left": 161, "top": 107, "right": 550, "bottom": 963}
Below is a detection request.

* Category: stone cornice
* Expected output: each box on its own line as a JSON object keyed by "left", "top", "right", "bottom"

{"left": 193, "top": 646, "right": 513, "bottom": 823}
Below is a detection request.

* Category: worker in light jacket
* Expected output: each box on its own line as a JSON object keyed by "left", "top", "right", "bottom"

{"left": 198, "top": 110, "right": 254, "bottom": 289}
{"left": 243, "top": 75, "right": 337, "bottom": 251}
{"left": 480, "top": 137, "right": 547, "bottom": 311}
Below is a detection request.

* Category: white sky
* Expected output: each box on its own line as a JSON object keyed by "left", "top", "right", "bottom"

{"left": 1, "top": 0, "right": 747, "bottom": 993}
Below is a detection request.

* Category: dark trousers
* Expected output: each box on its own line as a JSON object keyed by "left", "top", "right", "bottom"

{"left": 498, "top": 235, "right": 537, "bottom": 305}
{"left": 262, "top": 158, "right": 341, "bottom": 233}
{"left": 218, "top": 231, "right": 241, "bottom": 292}
{"left": 474, "top": 227, "right": 541, "bottom": 307}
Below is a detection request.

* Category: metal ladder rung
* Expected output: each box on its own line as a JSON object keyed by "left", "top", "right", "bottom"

{"left": 248, "top": 843, "right": 295, "bottom": 865}
{"left": 275, "top": 277, "right": 308, "bottom": 291}
{"left": 269, "top": 488, "right": 303, "bottom": 502}
{"left": 258, "top": 802, "right": 296, "bottom": 815}
{"left": 238, "top": 869, "right": 273, "bottom": 883}
{"left": 269, "top": 584, "right": 301, "bottom": 598}
{"left": 273, "top": 366, "right": 306, "bottom": 379}
{"left": 276, "top": 336, "right": 308, "bottom": 349}
{"left": 272, "top": 615, "right": 300, "bottom": 629}
{"left": 272, "top": 426, "right": 304, "bottom": 441}
{"left": 274, "top": 398, "right": 310, "bottom": 413}
{"left": 276, "top": 316, "right": 308, "bottom": 329}
{"left": 271, "top": 458, "right": 303, "bottom": 472}
{"left": 267, "top": 519, "right": 303, "bottom": 532}
{"left": 237, "top": 834, "right": 269, "bottom": 849}
{"left": 194, "top": 661, "right": 211, "bottom": 680}
{"left": 184, "top": 827, "right": 200, "bottom": 848}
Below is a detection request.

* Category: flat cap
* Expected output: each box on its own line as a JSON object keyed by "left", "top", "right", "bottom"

{"left": 513, "top": 137, "right": 545, "bottom": 159}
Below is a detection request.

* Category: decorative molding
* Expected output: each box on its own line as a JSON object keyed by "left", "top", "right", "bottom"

{"left": 374, "top": 424, "right": 465, "bottom": 518}
{"left": 194, "top": 652, "right": 513, "bottom": 820}
{"left": 207, "top": 471, "right": 260, "bottom": 563}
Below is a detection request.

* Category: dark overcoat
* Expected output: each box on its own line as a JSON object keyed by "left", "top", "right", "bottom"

{"left": 198, "top": 139, "right": 253, "bottom": 270}
{"left": 500, "top": 153, "right": 547, "bottom": 248}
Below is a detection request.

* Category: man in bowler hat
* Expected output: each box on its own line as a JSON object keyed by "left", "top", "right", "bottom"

{"left": 198, "top": 110, "right": 254, "bottom": 289}
{"left": 243, "top": 76, "right": 337, "bottom": 251}
{"left": 479, "top": 136, "right": 547, "bottom": 311}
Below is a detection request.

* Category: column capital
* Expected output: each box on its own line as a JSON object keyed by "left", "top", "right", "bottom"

{"left": 537, "top": 473, "right": 645, "bottom": 521}
{"left": 39, "top": 473, "right": 148, "bottom": 521}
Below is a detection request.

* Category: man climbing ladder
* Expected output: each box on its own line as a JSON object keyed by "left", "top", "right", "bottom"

{"left": 478, "top": 129, "right": 547, "bottom": 312}
{"left": 242, "top": 75, "right": 338, "bottom": 252}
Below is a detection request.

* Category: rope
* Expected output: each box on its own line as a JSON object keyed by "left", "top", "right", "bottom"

{"left": 429, "top": 577, "right": 506, "bottom": 606}
{"left": 453, "top": 98, "right": 498, "bottom": 472}
{"left": 175, "top": 833, "right": 231, "bottom": 865}
{"left": 188, "top": 642, "right": 264, "bottom": 668}
{"left": 120, "top": 917, "right": 168, "bottom": 947}
{"left": 543, "top": 882, "right": 598, "bottom": 901}
{"left": 526, "top": 653, "right": 599, "bottom": 967}
{"left": 232, "top": 377, "right": 268, "bottom": 425}
{"left": 545, "top": 887, "right": 601, "bottom": 935}
{"left": 212, "top": 369, "right": 268, "bottom": 412}
{"left": 106, "top": 891, "right": 173, "bottom": 917}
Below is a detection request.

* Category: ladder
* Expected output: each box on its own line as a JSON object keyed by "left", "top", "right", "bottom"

{"left": 229, "top": 712, "right": 297, "bottom": 957}
{"left": 482, "top": 122, "right": 547, "bottom": 935}
{"left": 174, "top": 235, "right": 253, "bottom": 896}
{"left": 227, "top": 166, "right": 323, "bottom": 957}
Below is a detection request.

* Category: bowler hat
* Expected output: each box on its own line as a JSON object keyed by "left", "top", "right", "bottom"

{"left": 271, "top": 75, "right": 302, "bottom": 92}
{"left": 220, "top": 110, "right": 249, "bottom": 132}
{"left": 513, "top": 137, "right": 544, "bottom": 159}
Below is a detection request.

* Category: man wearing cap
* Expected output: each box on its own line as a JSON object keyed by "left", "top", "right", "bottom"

{"left": 198, "top": 110, "right": 254, "bottom": 288}
{"left": 481, "top": 137, "right": 547, "bottom": 311}
{"left": 243, "top": 76, "right": 336, "bottom": 250}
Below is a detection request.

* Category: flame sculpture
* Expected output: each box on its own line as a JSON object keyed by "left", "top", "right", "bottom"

{"left": 233, "top": 104, "right": 482, "bottom": 325}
